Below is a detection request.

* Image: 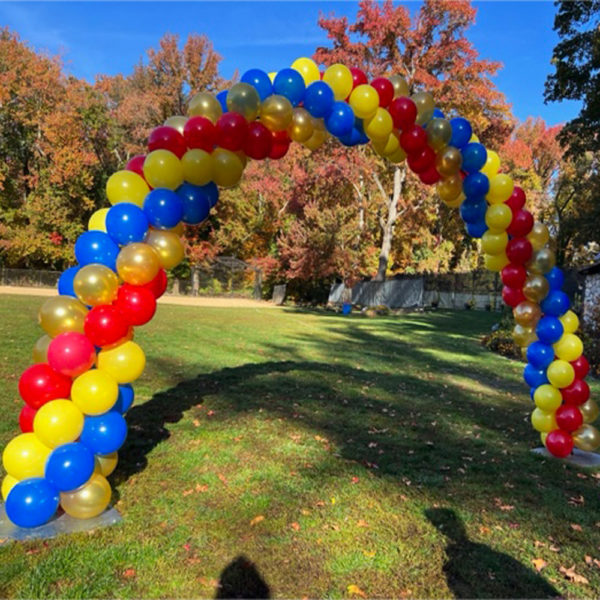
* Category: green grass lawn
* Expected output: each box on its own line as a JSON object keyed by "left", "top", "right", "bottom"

{"left": 1, "top": 294, "right": 599, "bottom": 598}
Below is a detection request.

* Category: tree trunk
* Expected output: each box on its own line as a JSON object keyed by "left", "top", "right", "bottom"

{"left": 191, "top": 266, "right": 200, "bottom": 296}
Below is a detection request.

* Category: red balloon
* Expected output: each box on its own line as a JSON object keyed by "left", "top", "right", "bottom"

{"left": 18, "top": 363, "right": 72, "bottom": 410}
{"left": 269, "top": 131, "right": 290, "bottom": 159}
{"left": 545, "top": 429, "right": 574, "bottom": 458}
{"left": 19, "top": 404, "right": 37, "bottom": 433}
{"left": 125, "top": 155, "right": 146, "bottom": 178}
{"left": 114, "top": 284, "right": 157, "bottom": 326}
{"left": 370, "top": 77, "right": 394, "bottom": 107}
{"left": 561, "top": 379, "right": 590, "bottom": 406}
{"left": 400, "top": 125, "right": 427, "bottom": 154}
{"left": 501, "top": 264, "right": 527, "bottom": 288}
{"left": 407, "top": 146, "right": 436, "bottom": 174}
{"left": 571, "top": 355, "right": 590, "bottom": 380}
{"left": 506, "top": 237, "right": 532, "bottom": 265}
{"left": 141, "top": 268, "right": 168, "bottom": 299}
{"left": 148, "top": 126, "right": 187, "bottom": 158}
{"left": 505, "top": 186, "right": 526, "bottom": 212}
{"left": 84, "top": 305, "right": 130, "bottom": 347}
{"left": 350, "top": 67, "right": 368, "bottom": 90}
{"left": 216, "top": 112, "right": 248, "bottom": 152}
{"left": 244, "top": 122, "right": 273, "bottom": 160}
{"left": 556, "top": 405, "right": 583, "bottom": 432}
{"left": 47, "top": 332, "right": 96, "bottom": 378}
{"left": 183, "top": 116, "right": 217, "bottom": 152}
{"left": 389, "top": 97, "right": 417, "bottom": 131}
{"left": 419, "top": 165, "right": 441, "bottom": 185}
{"left": 507, "top": 209, "right": 534, "bottom": 237}
{"left": 502, "top": 286, "right": 526, "bottom": 308}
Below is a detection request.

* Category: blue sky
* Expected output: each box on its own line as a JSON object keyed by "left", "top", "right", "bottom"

{"left": 0, "top": 1, "right": 580, "bottom": 126}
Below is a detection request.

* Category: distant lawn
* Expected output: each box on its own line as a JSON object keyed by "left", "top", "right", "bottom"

{"left": 1, "top": 294, "right": 599, "bottom": 598}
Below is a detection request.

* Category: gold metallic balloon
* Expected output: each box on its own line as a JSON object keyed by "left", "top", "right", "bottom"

{"left": 32, "top": 334, "right": 52, "bottom": 363}
{"left": 287, "top": 107, "right": 314, "bottom": 143}
{"left": 412, "top": 91, "right": 435, "bottom": 126}
{"left": 426, "top": 118, "right": 452, "bottom": 151}
{"left": 303, "top": 118, "right": 328, "bottom": 151}
{"left": 579, "top": 399, "right": 599, "bottom": 424}
{"left": 572, "top": 424, "right": 600, "bottom": 452}
{"left": 512, "top": 324, "right": 537, "bottom": 348}
{"left": 373, "top": 132, "right": 400, "bottom": 157}
{"left": 260, "top": 95, "right": 294, "bottom": 132}
{"left": 116, "top": 242, "right": 161, "bottom": 286}
{"left": 226, "top": 82, "right": 261, "bottom": 122}
{"left": 436, "top": 174, "right": 463, "bottom": 205}
{"left": 145, "top": 229, "right": 185, "bottom": 270}
{"left": 527, "top": 247, "right": 556, "bottom": 275}
{"left": 188, "top": 91, "right": 222, "bottom": 124}
{"left": 212, "top": 148, "right": 244, "bottom": 188}
{"left": 164, "top": 115, "right": 187, "bottom": 135}
{"left": 94, "top": 452, "right": 118, "bottom": 477}
{"left": 39, "top": 296, "right": 88, "bottom": 338}
{"left": 73, "top": 264, "right": 119, "bottom": 306}
{"left": 181, "top": 149, "right": 214, "bottom": 186}
{"left": 389, "top": 74, "right": 409, "bottom": 98}
{"left": 513, "top": 300, "right": 542, "bottom": 327}
{"left": 522, "top": 274, "right": 550, "bottom": 303}
{"left": 60, "top": 473, "right": 112, "bottom": 519}
{"left": 527, "top": 222, "right": 550, "bottom": 252}
{"left": 435, "top": 146, "right": 462, "bottom": 177}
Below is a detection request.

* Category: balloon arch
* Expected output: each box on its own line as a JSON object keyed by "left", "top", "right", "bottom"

{"left": 2, "top": 58, "right": 598, "bottom": 528}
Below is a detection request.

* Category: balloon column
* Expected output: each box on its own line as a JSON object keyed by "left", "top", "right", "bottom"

{"left": 2, "top": 56, "right": 599, "bottom": 528}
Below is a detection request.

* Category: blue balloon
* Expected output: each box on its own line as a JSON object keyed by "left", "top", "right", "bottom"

{"left": 540, "top": 290, "right": 570, "bottom": 317}
{"left": 45, "top": 442, "right": 95, "bottom": 492}
{"left": 273, "top": 68, "right": 306, "bottom": 107}
{"left": 462, "top": 172, "right": 490, "bottom": 198}
{"left": 523, "top": 363, "right": 549, "bottom": 388}
{"left": 339, "top": 127, "right": 363, "bottom": 146}
{"left": 81, "top": 411, "right": 128, "bottom": 455}
{"left": 536, "top": 316, "right": 564, "bottom": 344}
{"left": 74, "top": 231, "right": 119, "bottom": 271}
{"left": 176, "top": 183, "right": 211, "bottom": 225}
{"left": 433, "top": 108, "right": 445, "bottom": 119}
{"left": 216, "top": 90, "right": 228, "bottom": 112}
{"left": 112, "top": 384, "right": 135, "bottom": 414}
{"left": 459, "top": 198, "right": 487, "bottom": 224}
{"left": 353, "top": 119, "right": 369, "bottom": 144}
{"left": 526, "top": 341, "right": 555, "bottom": 370}
{"left": 530, "top": 387, "right": 536, "bottom": 401}
{"left": 461, "top": 142, "right": 487, "bottom": 173}
{"left": 546, "top": 266, "right": 565, "bottom": 291}
{"left": 143, "top": 188, "right": 184, "bottom": 230}
{"left": 303, "top": 81, "right": 335, "bottom": 118}
{"left": 57, "top": 266, "right": 79, "bottom": 297}
{"left": 241, "top": 69, "right": 273, "bottom": 101}
{"left": 466, "top": 220, "right": 488, "bottom": 238}
{"left": 105, "top": 202, "right": 148, "bottom": 245}
{"left": 201, "top": 182, "right": 219, "bottom": 208}
{"left": 325, "top": 102, "right": 354, "bottom": 137}
{"left": 5, "top": 478, "right": 59, "bottom": 528}
{"left": 449, "top": 117, "right": 472, "bottom": 149}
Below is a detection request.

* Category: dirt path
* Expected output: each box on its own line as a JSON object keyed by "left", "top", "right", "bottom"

{"left": 0, "top": 286, "right": 281, "bottom": 309}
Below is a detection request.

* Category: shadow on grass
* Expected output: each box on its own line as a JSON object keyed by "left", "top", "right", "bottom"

{"left": 215, "top": 555, "right": 270, "bottom": 599}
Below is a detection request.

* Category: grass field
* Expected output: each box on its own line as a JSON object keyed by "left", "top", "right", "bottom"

{"left": 1, "top": 294, "right": 599, "bottom": 598}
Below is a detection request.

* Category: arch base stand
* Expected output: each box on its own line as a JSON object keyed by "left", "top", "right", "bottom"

{"left": 531, "top": 447, "right": 600, "bottom": 468}
{"left": 0, "top": 503, "right": 121, "bottom": 545}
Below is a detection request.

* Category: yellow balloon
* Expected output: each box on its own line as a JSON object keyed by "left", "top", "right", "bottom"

{"left": 534, "top": 384, "right": 562, "bottom": 412}
{"left": 2, "top": 433, "right": 51, "bottom": 479}
{"left": 1, "top": 474, "right": 19, "bottom": 501}
{"left": 71, "top": 369, "right": 119, "bottom": 415}
{"left": 512, "top": 324, "right": 537, "bottom": 348}
{"left": 145, "top": 229, "right": 185, "bottom": 270}
{"left": 523, "top": 274, "right": 549, "bottom": 303}
{"left": 188, "top": 91, "right": 222, "bottom": 124}
{"left": 388, "top": 145, "right": 408, "bottom": 164}
{"left": 580, "top": 399, "right": 600, "bottom": 424}
{"left": 540, "top": 432, "right": 548, "bottom": 447}
{"left": 531, "top": 408, "right": 558, "bottom": 433}
{"left": 412, "top": 91, "right": 435, "bottom": 125}
{"left": 527, "top": 247, "right": 556, "bottom": 275}
{"left": 349, "top": 84, "right": 379, "bottom": 119}
{"left": 164, "top": 115, "right": 187, "bottom": 135}
{"left": 364, "top": 107, "right": 394, "bottom": 141}
{"left": 527, "top": 222, "right": 550, "bottom": 252}
{"left": 546, "top": 359, "right": 575, "bottom": 389}
{"left": 291, "top": 57, "right": 320, "bottom": 85}
{"left": 486, "top": 174, "right": 514, "bottom": 205}
{"left": 426, "top": 118, "right": 452, "bottom": 151}
{"left": 60, "top": 473, "right": 112, "bottom": 519}
{"left": 389, "top": 75, "right": 409, "bottom": 98}
{"left": 553, "top": 333, "right": 583, "bottom": 362}
{"left": 481, "top": 230, "right": 508, "bottom": 256}
{"left": 181, "top": 149, "right": 214, "bottom": 186}
{"left": 260, "top": 95, "right": 293, "bottom": 132}
{"left": 116, "top": 242, "right": 161, "bottom": 285}
{"left": 73, "top": 263, "right": 119, "bottom": 306}
{"left": 88, "top": 208, "right": 109, "bottom": 232}
{"left": 106, "top": 170, "right": 149, "bottom": 208}
{"left": 32, "top": 334, "right": 52, "bottom": 363}
{"left": 212, "top": 148, "right": 244, "bottom": 188}
{"left": 513, "top": 301, "right": 541, "bottom": 327}
{"left": 94, "top": 452, "right": 118, "bottom": 477}
{"left": 97, "top": 340, "right": 146, "bottom": 384}
{"left": 33, "top": 399, "right": 84, "bottom": 448}
{"left": 483, "top": 252, "right": 509, "bottom": 272}
{"left": 39, "top": 295, "right": 88, "bottom": 338}
{"left": 143, "top": 150, "right": 184, "bottom": 191}
{"left": 559, "top": 310, "right": 579, "bottom": 334}
{"left": 480, "top": 150, "right": 500, "bottom": 178}
{"left": 485, "top": 204, "right": 512, "bottom": 231}
{"left": 268, "top": 71, "right": 277, "bottom": 83}
{"left": 469, "top": 133, "right": 480, "bottom": 143}
{"left": 372, "top": 132, "right": 400, "bottom": 157}
{"left": 323, "top": 64, "right": 353, "bottom": 101}
{"left": 226, "top": 82, "right": 261, "bottom": 122}
{"left": 435, "top": 146, "right": 462, "bottom": 177}
{"left": 287, "top": 107, "right": 314, "bottom": 143}
{"left": 572, "top": 424, "right": 600, "bottom": 452}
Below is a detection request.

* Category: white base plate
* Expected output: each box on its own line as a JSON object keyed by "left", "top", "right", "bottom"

{"left": 531, "top": 447, "right": 600, "bottom": 468}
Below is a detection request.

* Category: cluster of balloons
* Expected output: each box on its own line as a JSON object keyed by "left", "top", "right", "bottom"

{"left": 3, "top": 56, "right": 598, "bottom": 528}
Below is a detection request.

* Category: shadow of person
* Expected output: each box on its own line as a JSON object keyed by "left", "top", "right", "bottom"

{"left": 425, "top": 508, "right": 561, "bottom": 599}
{"left": 215, "top": 555, "right": 270, "bottom": 599}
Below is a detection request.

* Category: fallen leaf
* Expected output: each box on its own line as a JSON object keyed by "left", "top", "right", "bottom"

{"left": 594, "top": 559, "right": 600, "bottom": 569}
{"left": 363, "top": 550, "right": 376, "bottom": 558}
{"left": 217, "top": 473, "right": 228, "bottom": 486}
{"left": 195, "top": 483, "right": 208, "bottom": 493}
{"left": 571, "top": 523, "right": 583, "bottom": 532}
{"left": 207, "top": 410, "right": 215, "bottom": 416}
{"left": 357, "top": 519, "right": 369, "bottom": 528}
{"left": 585, "top": 555, "right": 592, "bottom": 565}
{"left": 559, "top": 565, "right": 589, "bottom": 585}
{"left": 192, "top": 419, "right": 200, "bottom": 427}
{"left": 532, "top": 558, "right": 547, "bottom": 572}
{"left": 549, "top": 545, "right": 561, "bottom": 553}
{"left": 347, "top": 584, "right": 366, "bottom": 598}
{"left": 250, "top": 515, "right": 264, "bottom": 526}
{"left": 479, "top": 526, "right": 491, "bottom": 535}
{"left": 494, "top": 497, "right": 515, "bottom": 511}
{"left": 291, "top": 522, "right": 300, "bottom": 531}
{"left": 122, "top": 568, "right": 136, "bottom": 579}
{"left": 534, "top": 540, "right": 546, "bottom": 548}
{"left": 351, "top": 476, "right": 359, "bottom": 484}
